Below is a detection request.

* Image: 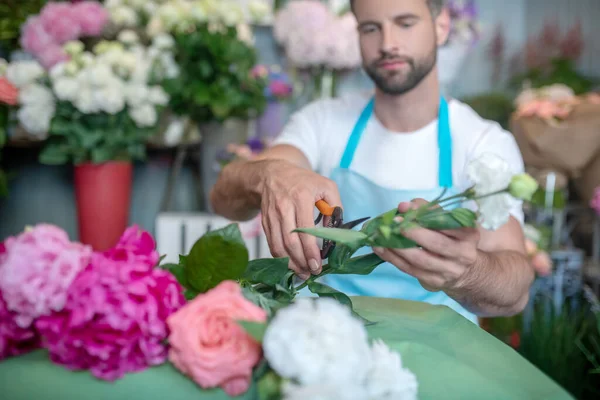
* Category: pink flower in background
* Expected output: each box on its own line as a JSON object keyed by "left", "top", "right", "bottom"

{"left": 167, "top": 281, "right": 267, "bottom": 397}
{"left": 35, "top": 228, "right": 185, "bottom": 381}
{"left": 590, "top": 187, "right": 600, "bottom": 215}
{"left": 0, "top": 224, "right": 92, "bottom": 329}
{"left": 0, "top": 78, "right": 19, "bottom": 106}
{"left": 0, "top": 289, "right": 40, "bottom": 361}
{"left": 40, "top": 2, "right": 81, "bottom": 43}
{"left": 20, "top": 17, "right": 54, "bottom": 55}
{"left": 104, "top": 225, "right": 160, "bottom": 271}
{"left": 37, "top": 45, "right": 70, "bottom": 70}
{"left": 72, "top": 1, "right": 109, "bottom": 36}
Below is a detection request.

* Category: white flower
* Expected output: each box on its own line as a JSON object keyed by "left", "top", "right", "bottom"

{"left": 249, "top": 0, "right": 272, "bottom": 22}
{"left": 79, "top": 52, "right": 95, "bottom": 67}
{"left": 220, "top": 3, "right": 244, "bottom": 26}
{"left": 282, "top": 381, "right": 367, "bottom": 400}
{"left": 6, "top": 60, "right": 44, "bottom": 89}
{"left": 237, "top": 23, "right": 254, "bottom": 45}
{"left": 64, "top": 41, "right": 84, "bottom": 56}
{"left": 190, "top": 2, "right": 207, "bottom": 22}
{"left": 95, "top": 84, "right": 126, "bottom": 114}
{"left": 263, "top": 298, "right": 371, "bottom": 386}
{"left": 49, "top": 63, "right": 67, "bottom": 81}
{"left": 160, "top": 53, "right": 180, "bottom": 78}
{"left": 65, "top": 61, "right": 80, "bottom": 76}
{"left": 18, "top": 103, "right": 55, "bottom": 137}
{"left": 466, "top": 153, "right": 519, "bottom": 231}
{"left": 74, "top": 88, "right": 99, "bottom": 114}
{"left": 148, "top": 86, "right": 169, "bottom": 105}
{"left": 53, "top": 77, "right": 79, "bottom": 102}
{"left": 152, "top": 33, "right": 175, "bottom": 49}
{"left": 118, "top": 29, "right": 139, "bottom": 44}
{"left": 118, "top": 52, "right": 138, "bottom": 73}
{"left": 130, "top": 104, "right": 158, "bottom": 127}
{"left": 163, "top": 117, "right": 186, "bottom": 145}
{"left": 366, "top": 340, "right": 419, "bottom": 400}
{"left": 111, "top": 6, "right": 138, "bottom": 26}
{"left": 19, "top": 84, "right": 54, "bottom": 107}
{"left": 143, "top": 2, "right": 158, "bottom": 15}
{"left": 158, "top": 3, "right": 182, "bottom": 27}
{"left": 146, "top": 18, "right": 165, "bottom": 37}
{"left": 127, "top": 0, "right": 146, "bottom": 9}
{"left": 125, "top": 84, "right": 150, "bottom": 107}
{"left": 104, "top": 0, "right": 121, "bottom": 8}
{"left": 86, "top": 64, "right": 115, "bottom": 86}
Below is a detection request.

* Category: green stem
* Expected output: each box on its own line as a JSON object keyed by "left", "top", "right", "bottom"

{"left": 295, "top": 265, "right": 333, "bottom": 291}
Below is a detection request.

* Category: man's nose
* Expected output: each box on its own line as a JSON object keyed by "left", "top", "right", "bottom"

{"left": 380, "top": 23, "right": 399, "bottom": 54}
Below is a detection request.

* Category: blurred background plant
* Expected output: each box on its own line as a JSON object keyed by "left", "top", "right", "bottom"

{"left": 0, "top": 0, "right": 46, "bottom": 56}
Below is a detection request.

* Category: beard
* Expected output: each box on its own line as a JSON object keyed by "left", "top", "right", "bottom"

{"left": 364, "top": 46, "right": 437, "bottom": 96}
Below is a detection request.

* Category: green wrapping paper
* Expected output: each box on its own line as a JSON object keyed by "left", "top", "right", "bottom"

{"left": 0, "top": 297, "right": 573, "bottom": 400}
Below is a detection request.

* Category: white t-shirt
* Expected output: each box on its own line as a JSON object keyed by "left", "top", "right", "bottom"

{"left": 273, "top": 91, "right": 525, "bottom": 223}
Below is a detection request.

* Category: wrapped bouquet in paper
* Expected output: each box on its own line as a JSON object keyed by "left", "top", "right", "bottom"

{"left": 510, "top": 84, "right": 600, "bottom": 202}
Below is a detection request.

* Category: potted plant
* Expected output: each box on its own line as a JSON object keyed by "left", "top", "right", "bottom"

{"left": 7, "top": 1, "right": 177, "bottom": 250}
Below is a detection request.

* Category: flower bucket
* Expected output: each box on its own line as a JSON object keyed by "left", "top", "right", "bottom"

{"left": 74, "top": 161, "right": 132, "bottom": 251}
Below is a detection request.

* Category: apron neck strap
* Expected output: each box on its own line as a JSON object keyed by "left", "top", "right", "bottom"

{"left": 338, "top": 96, "right": 453, "bottom": 188}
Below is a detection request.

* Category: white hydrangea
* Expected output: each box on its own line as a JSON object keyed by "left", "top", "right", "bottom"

{"left": 466, "top": 153, "right": 519, "bottom": 230}
{"left": 94, "top": 84, "right": 126, "bottom": 115}
{"left": 130, "top": 104, "right": 158, "bottom": 127}
{"left": 148, "top": 86, "right": 169, "bottom": 105}
{"left": 365, "top": 340, "right": 419, "bottom": 400}
{"left": 118, "top": 29, "right": 139, "bottom": 44}
{"left": 152, "top": 33, "right": 175, "bottom": 50}
{"left": 74, "top": 88, "right": 98, "bottom": 114}
{"left": 111, "top": 6, "right": 139, "bottom": 26}
{"left": 6, "top": 60, "right": 44, "bottom": 89}
{"left": 17, "top": 84, "right": 55, "bottom": 137}
{"left": 53, "top": 77, "right": 79, "bottom": 102}
{"left": 263, "top": 298, "right": 371, "bottom": 386}
{"left": 125, "top": 83, "right": 150, "bottom": 108}
{"left": 248, "top": 0, "right": 272, "bottom": 23}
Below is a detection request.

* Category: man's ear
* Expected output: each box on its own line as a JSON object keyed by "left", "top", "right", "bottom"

{"left": 435, "top": 7, "right": 451, "bottom": 46}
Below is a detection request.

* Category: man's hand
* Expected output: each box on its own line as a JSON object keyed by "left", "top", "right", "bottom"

{"left": 373, "top": 199, "right": 480, "bottom": 293}
{"left": 260, "top": 160, "right": 342, "bottom": 280}
{"left": 373, "top": 199, "right": 535, "bottom": 317}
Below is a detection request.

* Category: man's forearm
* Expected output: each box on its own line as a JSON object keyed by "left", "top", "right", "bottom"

{"left": 446, "top": 250, "right": 535, "bottom": 317}
{"left": 209, "top": 160, "right": 269, "bottom": 221}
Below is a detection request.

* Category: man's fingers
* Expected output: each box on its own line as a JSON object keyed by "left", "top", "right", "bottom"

{"left": 373, "top": 247, "right": 444, "bottom": 291}
{"left": 296, "top": 202, "right": 322, "bottom": 274}
{"left": 400, "top": 226, "right": 458, "bottom": 258}
{"left": 281, "top": 208, "right": 310, "bottom": 276}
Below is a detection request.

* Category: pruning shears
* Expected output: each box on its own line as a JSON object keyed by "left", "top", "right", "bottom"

{"left": 313, "top": 200, "right": 370, "bottom": 259}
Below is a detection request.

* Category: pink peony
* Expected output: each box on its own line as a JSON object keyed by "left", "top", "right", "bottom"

{"left": 590, "top": 187, "right": 600, "bottom": 215}
{"left": 20, "top": 16, "right": 55, "bottom": 55}
{"left": 37, "top": 45, "right": 70, "bottom": 70}
{"left": 40, "top": 2, "right": 81, "bottom": 43}
{"left": 72, "top": 1, "right": 109, "bottom": 36}
{"left": 35, "top": 228, "right": 186, "bottom": 381}
{"left": 167, "top": 280, "right": 267, "bottom": 397}
{"left": 0, "top": 224, "right": 92, "bottom": 329}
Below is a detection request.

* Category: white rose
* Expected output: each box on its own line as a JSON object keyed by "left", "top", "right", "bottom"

{"left": 18, "top": 103, "right": 54, "bottom": 138}
{"left": 130, "top": 104, "right": 158, "bottom": 127}
{"left": 53, "top": 77, "right": 79, "bottom": 102}
{"left": 111, "top": 6, "right": 138, "bottom": 26}
{"left": 366, "top": 340, "right": 419, "bottom": 400}
{"left": 148, "top": 86, "right": 169, "bottom": 105}
{"left": 74, "top": 88, "right": 99, "bottom": 114}
{"left": 466, "top": 153, "right": 514, "bottom": 196}
{"left": 118, "top": 29, "right": 139, "bottom": 44}
{"left": 152, "top": 33, "right": 175, "bottom": 49}
{"left": 282, "top": 381, "right": 367, "bottom": 400}
{"left": 19, "top": 84, "right": 54, "bottom": 106}
{"left": 6, "top": 60, "right": 44, "bottom": 89}
{"left": 125, "top": 84, "right": 150, "bottom": 107}
{"left": 263, "top": 298, "right": 371, "bottom": 386}
{"left": 95, "top": 84, "right": 126, "bottom": 114}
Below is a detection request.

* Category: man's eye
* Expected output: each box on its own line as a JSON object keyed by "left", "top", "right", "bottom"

{"left": 361, "top": 26, "right": 377, "bottom": 34}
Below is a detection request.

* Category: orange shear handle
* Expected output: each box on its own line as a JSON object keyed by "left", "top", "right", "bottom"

{"left": 315, "top": 200, "right": 336, "bottom": 216}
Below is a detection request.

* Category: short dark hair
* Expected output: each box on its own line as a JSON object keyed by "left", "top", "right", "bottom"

{"left": 350, "top": 0, "right": 445, "bottom": 17}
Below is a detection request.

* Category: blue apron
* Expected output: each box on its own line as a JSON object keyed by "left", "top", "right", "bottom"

{"left": 321, "top": 96, "right": 478, "bottom": 324}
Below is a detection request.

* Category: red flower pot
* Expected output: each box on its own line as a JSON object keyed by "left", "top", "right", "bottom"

{"left": 74, "top": 161, "right": 132, "bottom": 251}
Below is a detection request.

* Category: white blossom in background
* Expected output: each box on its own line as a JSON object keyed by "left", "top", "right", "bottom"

{"left": 129, "top": 104, "right": 158, "bottom": 127}
{"left": 5, "top": 60, "right": 44, "bottom": 89}
{"left": 263, "top": 298, "right": 372, "bottom": 386}
{"left": 365, "top": 340, "right": 419, "bottom": 400}
{"left": 17, "top": 84, "right": 55, "bottom": 137}
{"left": 118, "top": 29, "right": 140, "bottom": 44}
{"left": 110, "top": 5, "right": 139, "bottom": 26}
{"left": 466, "top": 153, "right": 520, "bottom": 230}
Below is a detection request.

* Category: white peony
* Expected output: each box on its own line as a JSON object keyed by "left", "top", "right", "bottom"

{"left": 6, "top": 60, "right": 44, "bottom": 89}
{"left": 18, "top": 103, "right": 54, "bottom": 137}
{"left": 263, "top": 298, "right": 371, "bottom": 386}
{"left": 111, "top": 6, "right": 139, "bottom": 26}
{"left": 148, "top": 86, "right": 169, "bottom": 105}
{"left": 130, "top": 104, "right": 158, "bottom": 127}
{"left": 365, "top": 340, "right": 419, "bottom": 400}
{"left": 53, "top": 77, "right": 79, "bottom": 102}
{"left": 282, "top": 381, "right": 367, "bottom": 400}
{"left": 118, "top": 29, "right": 139, "bottom": 44}
{"left": 466, "top": 153, "right": 519, "bottom": 231}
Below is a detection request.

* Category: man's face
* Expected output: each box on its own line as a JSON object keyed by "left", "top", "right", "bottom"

{"left": 353, "top": 0, "right": 449, "bottom": 95}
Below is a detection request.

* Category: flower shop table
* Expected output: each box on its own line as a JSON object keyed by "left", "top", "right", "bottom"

{"left": 0, "top": 297, "right": 573, "bottom": 400}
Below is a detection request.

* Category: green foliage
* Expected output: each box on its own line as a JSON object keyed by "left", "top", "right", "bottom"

{"left": 509, "top": 58, "right": 596, "bottom": 95}
{"left": 0, "top": 104, "right": 7, "bottom": 197}
{"left": 39, "top": 103, "right": 158, "bottom": 165}
{"left": 163, "top": 24, "right": 267, "bottom": 124}
{"left": 461, "top": 92, "right": 515, "bottom": 130}
{"left": 0, "top": 0, "right": 45, "bottom": 52}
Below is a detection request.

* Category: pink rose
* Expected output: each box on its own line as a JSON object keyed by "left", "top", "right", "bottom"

{"left": 167, "top": 281, "right": 267, "bottom": 397}
{"left": 36, "top": 250, "right": 186, "bottom": 381}
{"left": 40, "top": 2, "right": 81, "bottom": 43}
{"left": 72, "top": 1, "right": 109, "bottom": 36}
{"left": 37, "top": 45, "right": 70, "bottom": 70}
{"left": 20, "top": 16, "right": 55, "bottom": 55}
{"left": 0, "top": 224, "right": 92, "bottom": 328}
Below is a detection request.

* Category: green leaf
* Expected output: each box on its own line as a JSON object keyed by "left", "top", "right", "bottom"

{"left": 369, "top": 233, "right": 417, "bottom": 249}
{"left": 237, "top": 320, "right": 267, "bottom": 343}
{"left": 416, "top": 210, "right": 463, "bottom": 230}
{"left": 331, "top": 253, "right": 384, "bottom": 275}
{"left": 184, "top": 288, "right": 200, "bottom": 300}
{"left": 185, "top": 224, "right": 249, "bottom": 293}
{"left": 160, "top": 262, "right": 188, "bottom": 288}
{"left": 257, "top": 370, "right": 281, "bottom": 400}
{"left": 39, "top": 144, "right": 70, "bottom": 165}
{"left": 307, "top": 281, "right": 374, "bottom": 325}
{"left": 381, "top": 207, "right": 399, "bottom": 224}
{"left": 450, "top": 208, "right": 478, "bottom": 228}
{"left": 91, "top": 147, "right": 113, "bottom": 163}
{"left": 50, "top": 119, "right": 72, "bottom": 135}
{"left": 242, "top": 284, "right": 287, "bottom": 316}
{"left": 328, "top": 242, "right": 363, "bottom": 269}
{"left": 293, "top": 227, "right": 368, "bottom": 246}
{"left": 243, "top": 258, "right": 291, "bottom": 286}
